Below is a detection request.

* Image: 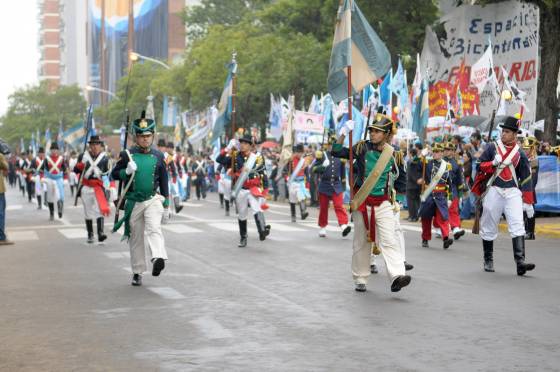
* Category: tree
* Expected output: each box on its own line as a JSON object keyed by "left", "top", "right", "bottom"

{"left": 0, "top": 82, "right": 86, "bottom": 147}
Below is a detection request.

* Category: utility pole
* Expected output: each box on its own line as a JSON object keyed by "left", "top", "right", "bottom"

{"left": 100, "top": 0, "right": 106, "bottom": 106}
{"left": 128, "top": 0, "right": 135, "bottom": 70}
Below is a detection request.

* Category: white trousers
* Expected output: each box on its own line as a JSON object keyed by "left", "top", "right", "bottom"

{"left": 129, "top": 195, "right": 168, "bottom": 274}
{"left": 480, "top": 186, "right": 525, "bottom": 241}
{"left": 371, "top": 206, "right": 406, "bottom": 265}
{"left": 81, "top": 185, "right": 102, "bottom": 220}
{"left": 69, "top": 172, "right": 78, "bottom": 186}
{"left": 218, "top": 178, "right": 232, "bottom": 199}
{"left": 352, "top": 201, "right": 405, "bottom": 285}
{"left": 236, "top": 189, "right": 262, "bottom": 221}
{"left": 45, "top": 178, "right": 62, "bottom": 203}
{"left": 288, "top": 180, "right": 307, "bottom": 203}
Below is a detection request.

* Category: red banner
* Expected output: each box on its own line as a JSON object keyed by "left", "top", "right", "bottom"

{"left": 429, "top": 81, "right": 480, "bottom": 118}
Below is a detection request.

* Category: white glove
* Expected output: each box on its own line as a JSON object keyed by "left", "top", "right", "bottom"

{"left": 322, "top": 156, "right": 330, "bottom": 168}
{"left": 162, "top": 208, "right": 171, "bottom": 224}
{"left": 340, "top": 120, "right": 355, "bottom": 137}
{"left": 125, "top": 160, "right": 137, "bottom": 175}
{"left": 492, "top": 154, "right": 502, "bottom": 166}
{"left": 447, "top": 200, "right": 452, "bottom": 207}
{"left": 523, "top": 203, "right": 534, "bottom": 218}
{"left": 226, "top": 139, "right": 239, "bottom": 151}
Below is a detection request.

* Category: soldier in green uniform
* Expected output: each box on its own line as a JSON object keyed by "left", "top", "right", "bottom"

{"left": 112, "top": 114, "right": 170, "bottom": 286}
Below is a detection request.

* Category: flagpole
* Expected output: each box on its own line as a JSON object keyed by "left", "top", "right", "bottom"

{"left": 347, "top": 65, "right": 354, "bottom": 199}
{"left": 231, "top": 51, "right": 237, "bottom": 140}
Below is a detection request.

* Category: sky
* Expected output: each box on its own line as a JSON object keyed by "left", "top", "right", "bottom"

{"left": 0, "top": 1, "right": 39, "bottom": 116}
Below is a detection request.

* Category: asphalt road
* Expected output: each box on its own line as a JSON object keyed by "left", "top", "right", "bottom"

{"left": 1, "top": 185, "right": 559, "bottom": 371}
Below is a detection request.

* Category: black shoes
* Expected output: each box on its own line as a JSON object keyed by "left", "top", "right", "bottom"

{"left": 173, "top": 196, "right": 183, "bottom": 214}
{"left": 422, "top": 240, "right": 429, "bottom": 248}
{"left": 443, "top": 237, "right": 453, "bottom": 249}
{"left": 370, "top": 264, "right": 378, "bottom": 274}
{"left": 299, "top": 202, "right": 309, "bottom": 220}
{"left": 391, "top": 275, "right": 412, "bottom": 292}
{"left": 513, "top": 236, "right": 535, "bottom": 276}
{"left": 290, "top": 203, "right": 297, "bottom": 223}
{"left": 355, "top": 283, "right": 367, "bottom": 292}
{"left": 254, "top": 212, "right": 270, "bottom": 241}
{"left": 341, "top": 224, "right": 351, "bottom": 237}
{"left": 152, "top": 258, "right": 165, "bottom": 276}
{"left": 517, "top": 262, "right": 536, "bottom": 276}
{"left": 453, "top": 228, "right": 465, "bottom": 240}
{"left": 404, "top": 261, "right": 414, "bottom": 271}
{"left": 57, "top": 200, "right": 63, "bottom": 218}
{"left": 132, "top": 274, "right": 142, "bottom": 286}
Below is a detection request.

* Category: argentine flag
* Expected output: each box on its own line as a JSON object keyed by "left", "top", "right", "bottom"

{"left": 212, "top": 60, "right": 237, "bottom": 143}
{"left": 327, "top": 0, "right": 391, "bottom": 104}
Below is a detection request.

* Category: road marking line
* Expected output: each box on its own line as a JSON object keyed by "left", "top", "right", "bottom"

{"left": 208, "top": 223, "right": 238, "bottom": 232}
{"left": 147, "top": 286, "right": 186, "bottom": 300}
{"left": 104, "top": 252, "right": 130, "bottom": 259}
{"left": 162, "top": 224, "right": 203, "bottom": 234}
{"left": 268, "top": 223, "right": 307, "bottom": 232}
{"left": 190, "top": 316, "right": 233, "bottom": 339}
{"left": 6, "top": 205, "right": 22, "bottom": 211}
{"left": 58, "top": 228, "right": 87, "bottom": 239}
{"left": 7, "top": 231, "right": 39, "bottom": 241}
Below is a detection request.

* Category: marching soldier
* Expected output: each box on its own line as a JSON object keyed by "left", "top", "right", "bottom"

{"left": 31, "top": 147, "right": 46, "bottom": 209}
{"left": 523, "top": 136, "right": 539, "bottom": 240}
{"left": 216, "top": 134, "right": 270, "bottom": 248}
{"left": 418, "top": 143, "right": 454, "bottom": 249}
{"left": 42, "top": 143, "right": 66, "bottom": 220}
{"left": 472, "top": 116, "right": 535, "bottom": 275}
{"left": 443, "top": 142, "right": 466, "bottom": 240}
{"left": 191, "top": 155, "right": 207, "bottom": 200}
{"left": 217, "top": 149, "right": 233, "bottom": 216}
{"left": 167, "top": 142, "right": 184, "bottom": 213}
{"left": 312, "top": 135, "right": 351, "bottom": 238}
{"left": 174, "top": 146, "right": 188, "bottom": 202}
{"left": 112, "top": 114, "right": 170, "bottom": 286}
{"left": 332, "top": 117, "right": 411, "bottom": 293}
{"left": 22, "top": 152, "right": 36, "bottom": 203}
{"left": 288, "top": 144, "right": 310, "bottom": 222}
{"left": 74, "top": 135, "right": 111, "bottom": 243}
{"left": 68, "top": 151, "right": 79, "bottom": 197}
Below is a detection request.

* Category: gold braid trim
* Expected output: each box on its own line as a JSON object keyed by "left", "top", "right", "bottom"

{"left": 520, "top": 176, "right": 532, "bottom": 186}
{"left": 394, "top": 150, "right": 404, "bottom": 167}
{"left": 354, "top": 140, "right": 367, "bottom": 156}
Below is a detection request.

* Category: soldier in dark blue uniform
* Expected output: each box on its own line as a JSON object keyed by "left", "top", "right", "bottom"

{"left": 418, "top": 143, "right": 454, "bottom": 249}
{"left": 443, "top": 142, "right": 466, "bottom": 240}
{"left": 312, "top": 135, "right": 350, "bottom": 238}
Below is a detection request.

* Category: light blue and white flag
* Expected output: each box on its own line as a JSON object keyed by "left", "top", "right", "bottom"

{"left": 57, "top": 122, "right": 64, "bottom": 150}
{"left": 327, "top": 0, "right": 391, "bottom": 104}
{"left": 269, "top": 94, "right": 283, "bottom": 141}
{"left": 162, "top": 96, "right": 178, "bottom": 127}
{"left": 45, "top": 127, "right": 52, "bottom": 152}
{"left": 379, "top": 69, "right": 392, "bottom": 111}
{"left": 412, "top": 79, "right": 429, "bottom": 138}
{"left": 20, "top": 138, "right": 24, "bottom": 153}
{"left": 211, "top": 60, "right": 237, "bottom": 142}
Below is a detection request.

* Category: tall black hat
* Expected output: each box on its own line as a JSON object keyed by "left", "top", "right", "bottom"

{"left": 239, "top": 134, "right": 253, "bottom": 144}
{"left": 50, "top": 142, "right": 59, "bottom": 150}
{"left": 88, "top": 135, "right": 103, "bottom": 144}
{"left": 499, "top": 116, "right": 521, "bottom": 133}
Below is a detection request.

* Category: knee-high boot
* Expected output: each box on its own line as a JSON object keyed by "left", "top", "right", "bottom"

{"left": 483, "top": 240, "right": 494, "bottom": 272}
{"left": 173, "top": 196, "right": 183, "bottom": 214}
{"left": 37, "top": 195, "right": 42, "bottom": 209}
{"left": 299, "top": 201, "right": 309, "bottom": 220}
{"left": 254, "top": 212, "right": 270, "bottom": 241}
{"left": 224, "top": 199, "right": 230, "bottom": 216}
{"left": 219, "top": 193, "right": 224, "bottom": 208}
{"left": 525, "top": 215, "right": 536, "bottom": 240}
{"left": 57, "top": 200, "right": 64, "bottom": 218}
{"left": 290, "top": 203, "right": 296, "bottom": 223}
{"left": 513, "top": 236, "right": 535, "bottom": 276}
{"left": 48, "top": 203, "right": 55, "bottom": 221}
{"left": 86, "top": 219, "right": 94, "bottom": 243}
{"left": 238, "top": 219, "right": 247, "bottom": 247}
{"left": 97, "top": 217, "right": 107, "bottom": 242}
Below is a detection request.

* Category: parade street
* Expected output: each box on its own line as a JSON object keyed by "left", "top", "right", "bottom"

{"left": 0, "top": 186, "right": 558, "bottom": 372}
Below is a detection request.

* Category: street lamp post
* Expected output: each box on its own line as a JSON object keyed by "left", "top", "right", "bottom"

{"left": 85, "top": 85, "right": 118, "bottom": 100}
{"left": 129, "top": 52, "right": 171, "bottom": 70}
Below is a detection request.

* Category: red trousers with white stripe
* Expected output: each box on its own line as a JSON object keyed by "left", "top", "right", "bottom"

{"left": 448, "top": 198, "right": 461, "bottom": 229}
{"left": 318, "top": 192, "right": 348, "bottom": 227}
{"left": 421, "top": 208, "right": 450, "bottom": 241}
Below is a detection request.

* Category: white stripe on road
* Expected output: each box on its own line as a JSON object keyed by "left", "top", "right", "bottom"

{"left": 190, "top": 316, "right": 233, "bottom": 339}
{"left": 162, "top": 224, "right": 203, "bottom": 234}
{"left": 104, "top": 252, "right": 130, "bottom": 259}
{"left": 7, "top": 231, "right": 39, "bottom": 241}
{"left": 268, "top": 223, "right": 307, "bottom": 232}
{"left": 6, "top": 205, "right": 22, "bottom": 211}
{"left": 147, "top": 286, "right": 186, "bottom": 300}
{"left": 208, "top": 223, "right": 238, "bottom": 232}
{"left": 58, "top": 228, "right": 87, "bottom": 239}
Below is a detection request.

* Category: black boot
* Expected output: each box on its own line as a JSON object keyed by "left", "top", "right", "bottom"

{"left": 48, "top": 203, "right": 55, "bottom": 221}
{"left": 70, "top": 185, "right": 75, "bottom": 197}
{"left": 131, "top": 274, "right": 142, "bottom": 286}
{"left": 173, "top": 196, "right": 183, "bottom": 214}
{"left": 404, "top": 261, "right": 414, "bottom": 271}
{"left": 525, "top": 216, "right": 536, "bottom": 240}
{"left": 483, "top": 239, "right": 494, "bottom": 272}
{"left": 238, "top": 219, "right": 247, "bottom": 247}
{"left": 254, "top": 212, "right": 270, "bottom": 241}
{"left": 57, "top": 200, "right": 63, "bottom": 218}
{"left": 44, "top": 193, "right": 48, "bottom": 206}
{"left": 224, "top": 200, "right": 230, "bottom": 216}
{"left": 299, "top": 201, "right": 309, "bottom": 220}
{"left": 290, "top": 203, "right": 296, "bottom": 223}
{"left": 513, "top": 236, "right": 535, "bottom": 276}
{"left": 219, "top": 193, "right": 224, "bottom": 208}
{"left": 86, "top": 219, "right": 94, "bottom": 243}
{"left": 97, "top": 217, "right": 107, "bottom": 242}
{"left": 37, "top": 195, "right": 42, "bottom": 209}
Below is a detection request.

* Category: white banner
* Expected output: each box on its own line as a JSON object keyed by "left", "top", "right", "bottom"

{"left": 421, "top": 1, "right": 539, "bottom": 129}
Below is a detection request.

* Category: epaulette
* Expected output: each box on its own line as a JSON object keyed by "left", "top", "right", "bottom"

{"left": 256, "top": 154, "right": 264, "bottom": 166}
{"left": 393, "top": 150, "right": 404, "bottom": 167}
{"left": 355, "top": 140, "right": 367, "bottom": 155}
{"left": 446, "top": 163, "right": 453, "bottom": 171}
